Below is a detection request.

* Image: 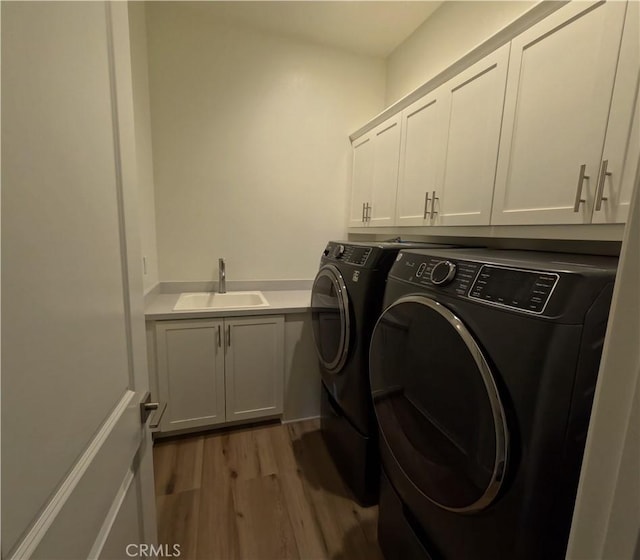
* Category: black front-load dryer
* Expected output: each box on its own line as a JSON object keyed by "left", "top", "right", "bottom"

{"left": 311, "top": 241, "right": 455, "bottom": 505}
{"left": 370, "top": 248, "right": 618, "bottom": 560}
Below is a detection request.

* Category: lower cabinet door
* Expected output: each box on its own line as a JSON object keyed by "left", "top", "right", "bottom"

{"left": 224, "top": 315, "right": 285, "bottom": 422}
{"left": 156, "top": 319, "right": 226, "bottom": 431}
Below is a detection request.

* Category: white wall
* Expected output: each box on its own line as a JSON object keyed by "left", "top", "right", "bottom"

{"left": 145, "top": 3, "right": 385, "bottom": 283}
{"left": 386, "top": 1, "right": 536, "bottom": 105}
{"left": 128, "top": 2, "right": 159, "bottom": 294}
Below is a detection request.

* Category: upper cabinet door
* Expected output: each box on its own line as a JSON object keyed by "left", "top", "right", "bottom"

{"left": 436, "top": 44, "right": 510, "bottom": 226}
{"left": 396, "top": 87, "right": 446, "bottom": 226}
{"left": 592, "top": 1, "right": 639, "bottom": 224}
{"left": 492, "top": 1, "right": 628, "bottom": 225}
{"left": 348, "top": 134, "right": 373, "bottom": 227}
{"left": 370, "top": 115, "right": 402, "bottom": 226}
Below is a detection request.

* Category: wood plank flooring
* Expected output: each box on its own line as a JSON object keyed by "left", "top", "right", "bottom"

{"left": 153, "top": 419, "right": 384, "bottom": 560}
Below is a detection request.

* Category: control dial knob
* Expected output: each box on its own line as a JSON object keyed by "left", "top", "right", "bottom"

{"left": 430, "top": 260, "right": 457, "bottom": 286}
{"left": 333, "top": 244, "right": 346, "bottom": 259}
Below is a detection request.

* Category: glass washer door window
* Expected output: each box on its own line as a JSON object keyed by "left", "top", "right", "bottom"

{"left": 370, "top": 295, "right": 509, "bottom": 513}
{"left": 311, "top": 265, "right": 351, "bottom": 373}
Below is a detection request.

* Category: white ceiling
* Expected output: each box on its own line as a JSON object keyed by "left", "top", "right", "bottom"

{"left": 176, "top": 1, "right": 444, "bottom": 58}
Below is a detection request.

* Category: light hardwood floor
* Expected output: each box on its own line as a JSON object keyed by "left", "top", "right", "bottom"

{"left": 153, "top": 419, "right": 384, "bottom": 560}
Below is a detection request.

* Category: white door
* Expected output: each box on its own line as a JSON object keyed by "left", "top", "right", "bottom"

{"left": 370, "top": 115, "right": 402, "bottom": 226}
{"left": 492, "top": 1, "right": 628, "bottom": 225}
{"left": 396, "top": 87, "right": 446, "bottom": 226}
{"left": 348, "top": 134, "right": 373, "bottom": 227}
{"left": 2, "top": 3, "right": 157, "bottom": 559}
{"left": 437, "top": 44, "right": 510, "bottom": 226}
{"left": 225, "top": 316, "right": 285, "bottom": 423}
{"left": 591, "top": 0, "right": 640, "bottom": 225}
{"left": 156, "top": 320, "right": 226, "bottom": 431}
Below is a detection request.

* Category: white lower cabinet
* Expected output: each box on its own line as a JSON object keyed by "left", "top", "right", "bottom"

{"left": 224, "top": 316, "right": 284, "bottom": 422}
{"left": 155, "top": 315, "right": 284, "bottom": 433}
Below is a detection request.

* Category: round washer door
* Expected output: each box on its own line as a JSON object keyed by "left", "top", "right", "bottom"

{"left": 311, "top": 265, "right": 351, "bottom": 374}
{"left": 370, "top": 295, "right": 509, "bottom": 513}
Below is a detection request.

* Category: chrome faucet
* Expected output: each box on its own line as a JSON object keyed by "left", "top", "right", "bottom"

{"left": 218, "top": 258, "right": 226, "bottom": 293}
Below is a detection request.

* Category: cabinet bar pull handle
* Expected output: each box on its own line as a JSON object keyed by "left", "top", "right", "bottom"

{"left": 430, "top": 191, "right": 439, "bottom": 219}
{"left": 362, "top": 202, "right": 366, "bottom": 222}
{"left": 573, "top": 164, "right": 589, "bottom": 212}
{"left": 217, "top": 325, "right": 221, "bottom": 347}
{"left": 366, "top": 203, "right": 372, "bottom": 222}
{"left": 423, "top": 192, "right": 432, "bottom": 219}
{"left": 595, "top": 159, "right": 611, "bottom": 211}
{"left": 227, "top": 325, "right": 231, "bottom": 347}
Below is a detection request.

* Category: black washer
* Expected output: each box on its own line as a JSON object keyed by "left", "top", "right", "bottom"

{"left": 311, "top": 241, "right": 458, "bottom": 505}
{"left": 371, "top": 248, "right": 617, "bottom": 559}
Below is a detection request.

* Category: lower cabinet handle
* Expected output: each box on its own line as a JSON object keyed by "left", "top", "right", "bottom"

{"left": 430, "top": 190, "right": 439, "bottom": 219}
{"left": 595, "top": 159, "right": 611, "bottom": 211}
{"left": 227, "top": 325, "right": 231, "bottom": 347}
{"left": 217, "top": 325, "right": 221, "bottom": 347}
{"left": 573, "top": 164, "right": 589, "bottom": 212}
{"left": 423, "top": 191, "right": 432, "bottom": 219}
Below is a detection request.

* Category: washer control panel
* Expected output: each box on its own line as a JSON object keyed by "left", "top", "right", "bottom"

{"left": 322, "top": 242, "right": 372, "bottom": 267}
{"left": 391, "top": 252, "right": 560, "bottom": 314}
{"left": 392, "top": 252, "right": 479, "bottom": 296}
{"left": 469, "top": 265, "right": 558, "bottom": 314}
{"left": 430, "top": 260, "right": 457, "bottom": 285}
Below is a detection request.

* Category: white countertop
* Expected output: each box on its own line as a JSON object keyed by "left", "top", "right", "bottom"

{"left": 145, "top": 289, "right": 312, "bottom": 320}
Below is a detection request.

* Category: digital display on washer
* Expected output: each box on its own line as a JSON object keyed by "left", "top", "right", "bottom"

{"left": 469, "top": 265, "right": 559, "bottom": 314}
{"left": 343, "top": 246, "right": 372, "bottom": 266}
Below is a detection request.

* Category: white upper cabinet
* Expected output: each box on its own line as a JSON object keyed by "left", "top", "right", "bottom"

{"left": 492, "top": 1, "right": 628, "bottom": 225}
{"left": 436, "top": 44, "right": 510, "bottom": 226}
{"left": 348, "top": 135, "right": 373, "bottom": 227}
{"left": 370, "top": 115, "right": 402, "bottom": 226}
{"left": 349, "top": 0, "right": 635, "bottom": 234}
{"left": 396, "top": 45, "right": 509, "bottom": 227}
{"left": 349, "top": 114, "right": 401, "bottom": 227}
{"left": 396, "top": 87, "right": 446, "bottom": 226}
{"left": 591, "top": 0, "right": 639, "bottom": 224}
